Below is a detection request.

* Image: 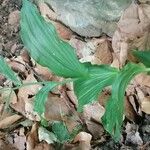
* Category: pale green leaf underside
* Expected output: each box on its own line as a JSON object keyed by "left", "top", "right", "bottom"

{"left": 102, "top": 63, "right": 148, "bottom": 141}
{"left": 20, "top": 0, "right": 88, "bottom": 78}
{"left": 34, "top": 82, "right": 58, "bottom": 116}
{"left": 74, "top": 64, "right": 118, "bottom": 112}
{"left": 52, "top": 121, "right": 70, "bottom": 143}
{"left": 0, "top": 56, "right": 21, "bottom": 85}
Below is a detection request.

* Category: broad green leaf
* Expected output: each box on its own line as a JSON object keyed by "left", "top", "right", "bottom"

{"left": 74, "top": 63, "right": 118, "bottom": 112}
{"left": 34, "top": 82, "right": 58, "bottom": 116}
{"left": 20, "top": 0, "right": 88, "bottom": 78}
{"left": 52, "top": 121, "right": 70, "bottom": 143}
{"left": 133, "top": 50, "right": 150, "bottom": 68}
{"left": 102, "top": 63, "right": 148, "bottom": 141}
{"left": 0, "top": 56, "right": 21, "bottom": 85}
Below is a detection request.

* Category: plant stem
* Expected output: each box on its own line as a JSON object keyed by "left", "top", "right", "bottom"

{"left": 0, "top": 78, "right": 75, "bottom": 93}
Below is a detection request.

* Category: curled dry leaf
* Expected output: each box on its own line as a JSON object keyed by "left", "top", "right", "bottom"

{"left": 73, "top": 132, "right": 92, "bottom": 150}
{"left": 66, "top": 90, "right": 78, "bottom": 106}
{"left": 0, "top": 114, "right": 22, "bottom": 129}
{"left": 125, "top": 97, "right": 139, "bottom": 122}
{"left": 112, "top": 3, "right": 150, "bottom": 65}
{"left": 8, "top": 59, "right": 26, "bottom": 75}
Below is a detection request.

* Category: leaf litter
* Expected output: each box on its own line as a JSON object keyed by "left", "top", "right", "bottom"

{"left": 0, "top": 0, "right": 150, "bottom": 149}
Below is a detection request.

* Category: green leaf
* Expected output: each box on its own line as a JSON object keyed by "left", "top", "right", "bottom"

{"left": 74, "top": 63, "right": 118, "bottom": 112}
{"left": 20, "top": 0, "right": 88, "bottom": 78}
{"left": 34, "top": 82, "right": 58, "bottom": 116}
{"left": 0, "top": 56, "right": 21, "bottom": 85}
{"left": 102, "top": 63, "right": 148, "bottom": 141}
{"left": 133, "top": 50, "right": 150, "bottom": 68}
{"left": 52, "top": 121, "right": 70, "bottom": 143}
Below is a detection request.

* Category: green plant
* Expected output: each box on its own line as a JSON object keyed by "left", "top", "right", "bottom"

{"left": 0, "top": 0, "right": 150, "bottom": 141}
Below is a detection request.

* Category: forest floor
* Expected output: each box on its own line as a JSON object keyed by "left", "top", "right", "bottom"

{"left": 0, "top": 0, "right": 150, "bottom": 150}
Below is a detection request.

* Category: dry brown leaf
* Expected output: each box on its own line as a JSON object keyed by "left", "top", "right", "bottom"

{"left": 83, "top": 102, "right": 105, "bottom": 123}
{"left": 134, "top": 73, "right": 150, "bottom": 87}
{"left": 11, "top": 73, "right": 41, "bottom": 121}
{"left": 139, "top": 0, "right": 150, "bottom": 3}
{"left": 98, "top": 90, "right": 110, "bottom": 107}
{"left": 20, "top": 48, "right": 30, "bottom": 63}
{"left": 38, "top": 2, "right": 57, "bottom": 20}
{"left": 73, "top": 132, "right": 92, "bottom": 150}
{"left": 112, "top": 3, "right": 150, "bottom": 66}
{"left": 125, "top": 97, "right": 138, "bottom": 122}
{"left": 69, "top": 36, "right": 88, "bottom": 58}
{"left": 44, "top": 96, "right": 70, "bottom": 121}
{"left": 34, "top": 64, "right": 53, "bottom": 81}
{"left": 39, "top": 2, "right": 72, "bottom": 40}
{"left": 26, "top": 123, "right": 39, "bottom": 150}
{"left": 25, "top": 100, "right": 40, "bottom": 121}
{"left": 85, "top": 120, "right": 104, "bottom": 140}
{"left": 65, "top": 114, "right": 81, "bottom": 133}
{"left": 66, "top": 91, "right": 78, "bottom": 106}
{"left": 8, "top": 60, "right": 26, "bottom": 74}
{"left": 111, "top": 53, "right": 120, "bottom": 68}
{"left": 13, "top": 128, "right": 26, "bottom": 150}
{"left": 8, "top": 10, "right": 20, "bottom": 26}
{"left": 0, "top": 139, "right": 17, "bottom": 150}
{"left": 141, "top": 97, "right": 150, "bottom": 114}
{"left": 10, "top": 43, "right": 18, "bottom": 54}
{"left": 77, "top": 37, "right": 112, "bottom": 65}
{"left": 0, "top": 90, "right": 17, "bottom": 120}
{"left": 93, "top": 39, "right": 113, "bottom": 65}
{"left": 52, "top": 21, "right": 73, "bottom": 40}
{"left": 128, "top": 95, "right": 141, "bottom": 116}
{"left": 0, "top": 114, "right": 22, "bottom": 129}
{"left": 32, "top": 143, "right": 54, "bottom": 150}
{"left": 136, "top": 90, "right": 150, "bottom": 114}
{"left": 0, "top": 74, "right": 5, "bottom": 86}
